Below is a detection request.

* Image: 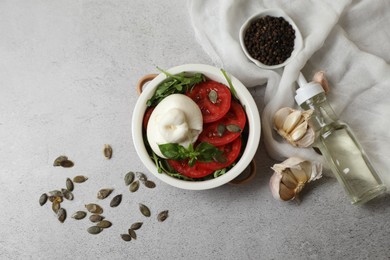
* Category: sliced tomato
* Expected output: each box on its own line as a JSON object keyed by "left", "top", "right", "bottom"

{"left": 167, "top": 159, "right": 214, "bottom": 179}
{"left": 186, "top": 80, "right": 231, "bottom": 123}
{"left": 197, "top": 137, "right": 242, "bottom": 171}
{"left": 198, "top": 100, "right": 246, "bottom": 146}
{"left": 143, "top": 107, "right": 155, "bottom": 130}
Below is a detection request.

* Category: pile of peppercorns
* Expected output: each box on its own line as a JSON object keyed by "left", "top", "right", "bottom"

{"left": 244, "top": 15, "right": 295, "bottom": 66}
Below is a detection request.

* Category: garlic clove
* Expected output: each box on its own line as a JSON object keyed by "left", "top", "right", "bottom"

{"left": 290, "top": 121, "right": 308, "bottom": 141}
{"left": 273, "top": 107, "right": 315, "bottom": 147}
{"left": 273, "top": 107, "right": 292, "bottom": 130}
{"left": 312, "top": 70, "right": 329, "bottom": 93}
{"left": 283, "top": 110, "right": 302, "bottom": 134}
{"left": 295, "top": 125, "right": 315, "bottom": 148}
{"left": 269, "top": 157, "right": 323, "bottom": 202}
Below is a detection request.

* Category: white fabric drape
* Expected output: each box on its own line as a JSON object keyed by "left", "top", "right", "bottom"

{"left": 188, "top": 0, "right": 390, "bottom": 188}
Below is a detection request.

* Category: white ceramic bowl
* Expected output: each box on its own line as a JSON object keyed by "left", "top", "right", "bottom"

{"left": 239, "top": 9, "right": 303, "bottom": 69}
{"left": 132, "top": 64, "right": 261, "bottom": 190}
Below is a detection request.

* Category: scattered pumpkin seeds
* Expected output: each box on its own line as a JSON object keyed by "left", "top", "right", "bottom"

{"left": 226, "top": 124, "right": 242, "bottom": 133}
{"left": 139, "top": 203, "right": 151, "bottom": 217}
{"left": 85, "top": 203, "right": 103, "bottom": 214}
{"left": 57, "top": 208, "right": 66, "bottom": 223}
{"left": 130, "top": 222, "right": 143, "bottom": 230}
{"left": 103, "top": 144, "right": 113, "bottom": 159}
{"left": 157, "top": 210, "right": 169, "bottom": 222}
{"left": 87, "top": 226, "right": 103, "bottom": 235}
{"left": 128, "top": 229, "right": 137, "bottom": 240}
{"left": 97, "top": 220, "right": 112, "bottom": 229}
{"left": 89, "top": 214, "right": 105, "bottom": 223}
{"left": 60, "top": 159, "right": 74, "bottom": 168}
{"left": 39, "top": 193, "right": 48, "bottom": 206}
{"left": 110, "top": 194, "right": 122, "bottom": 207}
{"left": 66, "top": 178, "right": 74, "bottom": 191}
{"left": 124, "top": 171, "right": 135, "bottom": 186}
{"left": 121, "top": 234, "right": 131, "bottom": 241}
{"left": 48, "top": 190, "right": 62, "bottom": 197}
{"left": 61, "top": 189, "right": 74, "bottom": 201}
{"left": 217, "top": 124, "right": 226, "bottom": 137}
{"left": 129, "top": 180, "right": 139, "bottom": 192}
{"left": 144, "top": 180, "right": 156, "bottom": 189}
{"left": 208, "top": 89, "right": 218, "bottom": 104}
{"left": 52, "top": 201, "right": 61, "bottom": 213}
{"left": 136, "top": 172, "right": 147, "bottom": 183}
{"left": 97, "top": 188, "right": 114, "bottom": 199}
{"left": 73, "top": 175, "right": 88, "bottom": 183}
{"left": 71, "top": 211, "right": 87, "bottom": 220}
{"left": 53, "top": 156, "right": 68, "bottom": 166}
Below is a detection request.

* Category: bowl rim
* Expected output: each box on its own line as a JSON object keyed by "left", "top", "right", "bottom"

{"left": 131, "top": 64, "right": 261, "bottom": 190}
{"left": 239, "top": 8, "right": 303, "bottom": 70}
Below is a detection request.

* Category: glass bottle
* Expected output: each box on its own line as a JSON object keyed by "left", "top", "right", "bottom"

{"left": 295, "top": 74, "right": 386, "bottom": 205}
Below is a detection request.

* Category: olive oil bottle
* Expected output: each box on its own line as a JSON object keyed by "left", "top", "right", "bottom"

{"left": 295, "top": 74, "right": 386, "bottom": 204}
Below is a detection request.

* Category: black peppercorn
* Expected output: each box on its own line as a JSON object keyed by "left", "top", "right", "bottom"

{"left": 244, "top": 15, "right": 295, "bottom": 66}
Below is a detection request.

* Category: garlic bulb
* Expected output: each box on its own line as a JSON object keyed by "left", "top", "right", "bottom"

{"left": 273, "top": 107, "right": 315, "bottom": 147}
{"left": 312, "top": 70, "right": 329, "bottom": 93}
{"left": 269, "top": 157, "right": 323, "bottom": 201}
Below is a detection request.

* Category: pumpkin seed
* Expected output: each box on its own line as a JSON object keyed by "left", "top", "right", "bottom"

{"left": 89, "top": 214, "right": 105, "bottom": 223}
{"left": 129, "top": 180, "right": 139, "bottom": 192}
{"left": 52, "top": 201, "right": 61, "bottom": 213}
{"left": 103, "top": 144, "right": 113, "bottom": 159}
{"left": 48, "top": 190, "right": 62, "bottom": 197}
{"left": 53, "top": 156, "right": 68, "bottom": 166}
{"left": 39, "top": 193, "right": 48, "bottom": 206}
{"left": 144, "top": 180, "right": 156, "bottom": 189}
{"left": 130, "top": 222, "right": 143, "bottom": 230}
{"left": 73, "top": 175, "right": 88, "bottom": 183}
{"left": 87, "top": 226, "right": 103, "bottom": 235}
{"left": 217, "top": 124, "right": 226, "bottom": 137}
{"left": 226, "top": 124, "right": 242, "bottom": 133}
{"left": 61, "top": 189, "right": 74, "bottom": 201}
{"left": 136, "top": 172, "right": 147, "bottom": 183}
{"left": 71, "top": 211, "right": 87, "bottom": 220}
{"left": 85, "top": 203, "right": 103, "bottom": 214}
{"left": 124, "top": 171, "right": 135, "bottom": 186}
{"left": 208, "top": 89, "right": 218, "bottom": 104}
{"left": 66, "top": 178, "right": 74, "bottom": 191}
{"left": 60, "top": 159, "right": 74, "bottom": 168}
{"left": 157, "top": 210, "right": 169, "bottom": 222}
{"left": 49, "top": 195, "right": 63, "bottom": 203}
{"left": 110, "top": 194, "right": 122, "bottom": 207}
{"left": 97, "top": 188, "right": 114, "bottom": 199}
{"left": 96, "top": 220, "right": 112, "bottom": 228}
{"left": 139, "top": 203, "right": 151, "bottom": 217}
{"left": 57, "top": 208, "right": 66, "bottom": 223}
{"left": 128, "top": 229, "right": 137, "bottom": 240}
{"left": 121, "top": 234, "right": 131, "bottom": 241}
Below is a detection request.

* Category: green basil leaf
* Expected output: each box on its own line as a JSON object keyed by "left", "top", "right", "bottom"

{"left": 158, "top": 143, "right": 182, "bottom": 159}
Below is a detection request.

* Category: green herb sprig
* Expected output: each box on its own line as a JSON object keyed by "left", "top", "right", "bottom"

{"left": 146, "top": 68, "right": 205, "bottom": 107}
{"left": 158, "top": 142, "right": 225, "bottom": 167}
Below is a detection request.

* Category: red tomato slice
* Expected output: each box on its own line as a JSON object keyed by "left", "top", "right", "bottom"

{"left": 197, "top": 137, "right": 242, "bottom": 171}
{"left": 198, "top": 100, "right": 246, "bottom": 146}
{"left": 143, "top": 107, "right": 154, "bottom": 130}
{"left": 167, "top": 159, "right": 214, "bottom": 179}
{"left": 167, "top": 138, "right": 242, "bottom": 177}
{"left": 187, "top": 80, "right": 231, "bottom": 123}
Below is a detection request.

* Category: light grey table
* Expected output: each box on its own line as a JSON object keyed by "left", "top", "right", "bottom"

{"left": 1, "top": 1, "right": 389, "bottom": 259}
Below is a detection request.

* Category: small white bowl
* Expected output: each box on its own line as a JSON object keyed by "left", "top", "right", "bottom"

{"left": 132, "top": 64, "right": 261, "bottom": 190}
{"left": 239, "top": 9, "right": 303, "bottom": 69}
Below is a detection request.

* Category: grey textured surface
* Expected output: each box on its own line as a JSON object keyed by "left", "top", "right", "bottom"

{"left": 0, "top": 1, "right": 389, "bottom": 260}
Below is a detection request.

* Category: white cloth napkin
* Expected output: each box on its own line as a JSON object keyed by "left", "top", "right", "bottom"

{"left": 188, "top": 0, "right": 390, "bottom": 188}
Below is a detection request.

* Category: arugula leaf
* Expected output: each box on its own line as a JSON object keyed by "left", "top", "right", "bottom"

{"left": 146, "top": 68, "right": 205, "bottom": 107}
{"left": 221, "top": 68, "right": 239, "bottom": 100}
